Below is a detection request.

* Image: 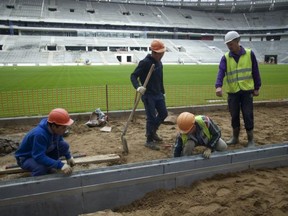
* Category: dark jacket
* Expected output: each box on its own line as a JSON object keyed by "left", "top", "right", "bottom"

{"left": 130, "top": 54, "right": 165, "bottom": 95}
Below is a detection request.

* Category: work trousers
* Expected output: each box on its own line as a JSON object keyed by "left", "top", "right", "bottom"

{"left": 182, "top": 138, "right": 227, "bottom": 156}
{"left": 228, "top": 90, "right": 254, "bottom": 131}
{"left": 17, "top": 141, "right": 69, "bottom": 176}
{"left": 142, "top": 93, "right": 168, "bottom": 141}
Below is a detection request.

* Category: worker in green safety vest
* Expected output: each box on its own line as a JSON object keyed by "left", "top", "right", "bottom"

{"left": 173, "top": 112, "right": 227, "bottom": 158}
{"left": 215, "top": 31, "right": 261, "bottom": 148}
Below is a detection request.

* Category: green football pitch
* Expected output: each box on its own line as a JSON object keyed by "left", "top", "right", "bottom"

{"left": 0, "top": 64, "right": 287, "bottom": 117}
{"left": 0, "top": 64, "right": 287, "bottom": 90}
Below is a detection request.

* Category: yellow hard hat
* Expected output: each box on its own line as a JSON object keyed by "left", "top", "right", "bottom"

{"left": 176, "top": 112, "right": 195, "bottom": 134}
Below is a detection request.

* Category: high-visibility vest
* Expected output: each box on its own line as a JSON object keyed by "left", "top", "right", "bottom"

{"left": 224, "top": 49, "right": 254, "bottom": 93}
{"left": 195, "top": 115, "right": 211, "bottom": 140}
{"left": 181, "top": 115, "right": 211, "bottom": 144}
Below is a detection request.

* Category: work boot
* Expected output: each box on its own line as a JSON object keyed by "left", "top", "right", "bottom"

{"left": 152, "top": 133, "right": 163, "bottom": 142}
{"left": 246, "top": 130, "right": 255, "bottom": 148}
{"left": 145, "top": 141, "right": 160, "bottom": 151}
{"left": 226, "top": 127, "right": 240, "bottom": 145}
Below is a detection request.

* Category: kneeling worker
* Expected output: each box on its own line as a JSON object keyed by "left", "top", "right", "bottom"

{"left": 15, "top": 108, "right": 76, "bottom": 176}
{"left": 173, "top": 112, "right": 227, "bottom": 158}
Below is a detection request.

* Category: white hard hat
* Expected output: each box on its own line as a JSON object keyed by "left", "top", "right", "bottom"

{"left": 224, "top": 31, "right": 240, "bottom": 44}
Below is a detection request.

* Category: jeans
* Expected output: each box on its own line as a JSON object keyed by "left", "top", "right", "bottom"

{"left": 142, "top": 93, "right": 168, "bottom": 141}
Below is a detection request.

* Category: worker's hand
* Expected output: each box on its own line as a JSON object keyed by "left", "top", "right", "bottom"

{"left": 137, "top": 86, "right": 146, "bottom": 95}
{"left": 253, "top": 90, "right": 259, "bottom": 96}
{"left": 67, "top": 157, "right": 76, "bottom": 167}
{"left": 61, "top": 164, "right": 73, "bottom": 175}
{"left": 216, "top": 87, "right": 223, "bottom": 97}
{"left": 203, "top": 148, "right": 212, "bottom": 159}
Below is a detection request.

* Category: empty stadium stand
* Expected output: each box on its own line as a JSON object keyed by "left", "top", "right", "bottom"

{"left": 0, "top": 0, "right": 287, "bottom": 65}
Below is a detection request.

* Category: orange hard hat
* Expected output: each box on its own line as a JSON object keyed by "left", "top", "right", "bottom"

{"left": 176, "top": 112, "right": 195, "bottom": 134}
{"left": 150, "top": 39, "right": 166, "bottom": 53}
{"left": 48, "top": 108, "right": 74, "bottom": 126}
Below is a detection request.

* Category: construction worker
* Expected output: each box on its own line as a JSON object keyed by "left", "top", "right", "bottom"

{"left": 215, "top": 31, "right": 261, "bottom": 147}
{"left": 15, "top": 108, "right": 76, "bottom": 176}
{"left": 130, "top": 39, "right": 168, "bottom": 150}
{"left": 173, "top": 112, "right": 227, "bottom": 158}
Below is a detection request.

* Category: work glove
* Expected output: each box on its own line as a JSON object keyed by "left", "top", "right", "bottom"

{"left": 253, "top": 90, "right": 259, "bottom": 96}
{"left": 67, "top": 157, "right": 76, "bottom": 167}
{"left": 215, "top": 87, "right": 222, "bottom": 97}
{"left": 202, "top": 148, "right": 212, "bottom": 159}
{"left": 61, "top": 164, "right": 73, "bottom": 175}
{"left": 137, "top": 86, "right": 146, "bottom": 95}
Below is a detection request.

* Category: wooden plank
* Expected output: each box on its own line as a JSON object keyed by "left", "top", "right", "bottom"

{"left": 0, "top": 167, "right": 27, "bottom": 174}
{"left": 72, "top": 154, "right": 120, "bottom": 165}
{"left": 5, "top": 153, "right": 87, "bottom": 169}
{"left": 0, "top": 154, "right": 120, "bottom": 175}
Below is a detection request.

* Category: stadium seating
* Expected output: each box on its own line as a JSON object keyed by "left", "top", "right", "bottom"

{"left": 0, "top": 1, "right": 287, "bottom": 65}
{"left": 0, "top": 35, "right": 287, "bottom": 65}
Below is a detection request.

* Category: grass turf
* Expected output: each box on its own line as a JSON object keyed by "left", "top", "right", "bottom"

{"left": 0, "top": 64, "right": 287, "bottom": 117}
{"left": 0, "top": 64, "right": 287, "bottom": 91}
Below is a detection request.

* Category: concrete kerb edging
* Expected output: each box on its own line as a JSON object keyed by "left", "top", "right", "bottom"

{"left": 0, "top": 143, "right": 287, "bottom": 216}
{"left": 0, "top": 100, "right": 287, "bottom": 127}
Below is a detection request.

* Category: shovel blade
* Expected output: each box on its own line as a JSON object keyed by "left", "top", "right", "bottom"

{"left": 121, "top": 135, "right": 129, "bottom": 154}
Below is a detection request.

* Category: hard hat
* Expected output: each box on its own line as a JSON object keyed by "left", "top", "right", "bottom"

{"left": 150, "top": 39, "right": 166, "bottom": 53}
{"left": 224, "top": 31, "right": 240, "bottom": 44}
{"left": 48, "top": 108, "right": 74, "bottom": 126}
{"left": 176, "top": 112, "right": 195, "bottom": 134}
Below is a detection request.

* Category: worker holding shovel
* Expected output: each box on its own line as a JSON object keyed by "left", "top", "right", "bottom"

{"left": 173, "top": 112, "right": 227, "bottom": 158}
{"left": 130, "top": 39, "right": 168, "bottom": 150}
{"left": 15, "top": 108, "right": 75, "bottom": 176}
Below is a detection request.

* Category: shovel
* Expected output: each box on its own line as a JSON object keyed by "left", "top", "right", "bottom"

{"left": 121, "top": 64, "right": 155, "bottom": 154}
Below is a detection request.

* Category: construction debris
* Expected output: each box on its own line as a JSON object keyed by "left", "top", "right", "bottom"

{"left": 100, "top": 126, "right": 112, "bottom": 132}
{"left": 85, "top": 108, "right": 108, "bottom": 127}
{"left": 163, "top": 115, "right": 177, "bottom": 125}
{"left": 0, "top": 138, "right": 19, "bottom": 155}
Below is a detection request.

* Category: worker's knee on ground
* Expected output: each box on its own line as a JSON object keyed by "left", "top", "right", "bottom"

{"left": 32, "top": 165, "right": 49, "bottom": 176}
{"left": 183, "top": 140, "right": 195, "bottom": 156}
{"left": 216, "top": 138, "right": 227, "bottom": 151}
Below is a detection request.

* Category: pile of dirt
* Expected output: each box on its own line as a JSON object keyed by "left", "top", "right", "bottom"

{"left": 0, "top": 137, "right": 19, "bottom": 155}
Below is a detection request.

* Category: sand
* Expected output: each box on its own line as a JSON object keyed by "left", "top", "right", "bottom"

{"left": 0, "top": 104, "right": 288, "bottom": 215}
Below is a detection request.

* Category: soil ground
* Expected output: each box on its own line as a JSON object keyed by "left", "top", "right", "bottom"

{"left": 0, "top": 104, "right": 288, "bottom": 215}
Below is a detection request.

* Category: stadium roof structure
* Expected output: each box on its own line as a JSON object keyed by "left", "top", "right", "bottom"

{"left": 86, "top": 0, "right": 288, "bottom": 13}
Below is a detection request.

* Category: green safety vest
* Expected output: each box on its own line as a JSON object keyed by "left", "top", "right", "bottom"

{"left": 224, "top": 49, "right": 254, "bottom": 93}
{"left": 181, "top": 115, "right": 211, "bottom": 144}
